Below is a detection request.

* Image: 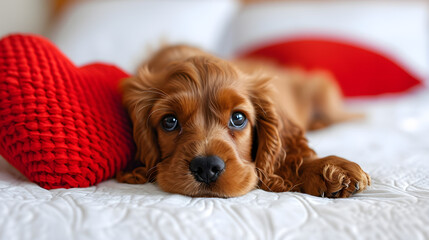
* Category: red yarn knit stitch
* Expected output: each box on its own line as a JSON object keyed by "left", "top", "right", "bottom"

{"left": 0, "top": 34, "right": 135, "bottom": 189}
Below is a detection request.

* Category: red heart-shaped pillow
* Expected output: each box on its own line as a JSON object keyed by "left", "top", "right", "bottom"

{"left": 243, "top": 38, "right": 423, "bottom": 97}
{"left": 0, "top": 34, "right": 135, "bottom": 189}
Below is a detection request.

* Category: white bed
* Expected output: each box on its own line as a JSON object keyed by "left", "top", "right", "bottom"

{"left": 1, "top": 88, "right": 428, "bottom": 240}
{"left": 1, "top": 1, "right": 429, "bottom": 239}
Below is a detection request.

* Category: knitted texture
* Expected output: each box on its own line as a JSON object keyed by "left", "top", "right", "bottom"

{"left": 0, "top": 34, "right": 135, "bottom": 189}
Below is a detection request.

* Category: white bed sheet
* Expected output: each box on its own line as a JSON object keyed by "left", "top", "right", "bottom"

{"left": 1, "top": 88, "right": 428, "bottom": 240}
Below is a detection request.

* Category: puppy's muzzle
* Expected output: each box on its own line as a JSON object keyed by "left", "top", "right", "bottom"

{"left": 189, "top": 155, "right": 225, "bottom": 184}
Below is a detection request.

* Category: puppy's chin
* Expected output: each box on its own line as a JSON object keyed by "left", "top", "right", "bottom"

{"left": 156, "top": 162, "right": 258, "bottom": 198}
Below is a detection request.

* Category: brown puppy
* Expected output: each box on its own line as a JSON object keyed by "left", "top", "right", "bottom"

{"left": 117, "top": 45, "right": 370, "bottom": 198}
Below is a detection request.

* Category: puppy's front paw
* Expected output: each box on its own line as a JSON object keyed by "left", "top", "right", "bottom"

{"left": 300, "top": 156, "right": 370, "bottom": 198}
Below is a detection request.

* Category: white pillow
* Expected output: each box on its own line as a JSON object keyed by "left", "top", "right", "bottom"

{"left": 49, "top": 0, "right": 239, "bottom": 74}
{"left": 223, "top": 1, "right": 429, "bottom": 82}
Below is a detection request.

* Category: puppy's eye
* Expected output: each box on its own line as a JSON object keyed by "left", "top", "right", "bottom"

{"left": 161, "top": 115, "right": 179, "bottom": 131}
{"left": 229, "top": 112, "right": 247, "bottom": 129}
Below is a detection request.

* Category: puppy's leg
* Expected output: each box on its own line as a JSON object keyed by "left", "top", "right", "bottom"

{"left": 272, "top": 119, "right": 370, "bottom": 198}
{"left": 297, "top": 156, "right": 371, "bottom": 198}
{"left": 116, "top": 163, "right": 155, "bottom": 184}
{"left": 305, "top": 70, "right": 363, "bottom": 130}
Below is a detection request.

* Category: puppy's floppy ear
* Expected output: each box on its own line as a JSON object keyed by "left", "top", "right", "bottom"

{"left": 249, "top": 75, "right": 317, "bottom": 192}
{"left": 248, "top": 76, "right": 286, "bottom": 191}
{"left": 116, "top": 66, "right": 160, "bottom": 184}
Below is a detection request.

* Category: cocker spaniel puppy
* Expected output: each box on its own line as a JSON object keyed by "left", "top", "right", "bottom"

{"left": 117, "top": 45, "right": 370, "bottom": 198}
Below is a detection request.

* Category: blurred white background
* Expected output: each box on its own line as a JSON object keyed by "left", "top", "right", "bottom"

{"left": 0, "top": 0, "right": 51, "bottom": 37}
{"left": 0, "top": 0, "right": 427, "bottom": 80}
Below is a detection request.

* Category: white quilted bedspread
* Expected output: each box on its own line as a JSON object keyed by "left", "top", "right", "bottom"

{"left": 1, "top": 88, "right": 428, "bottom": 240}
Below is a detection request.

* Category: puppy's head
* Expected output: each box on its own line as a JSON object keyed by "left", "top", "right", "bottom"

{"left": 121, "top": 47, "right": 281, "bottom": 197}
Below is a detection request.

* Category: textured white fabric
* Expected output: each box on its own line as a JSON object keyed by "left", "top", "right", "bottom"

{"left": 1, "top": 88, "right": 428, "bottom": 240}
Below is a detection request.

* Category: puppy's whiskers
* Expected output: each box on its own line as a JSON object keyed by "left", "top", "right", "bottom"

{"left": 146, "top": 154, "right": 173, "bottom": 181}
{"left": 146, "top": 165, "right": 159, "bottom": 182}
{"left": 289, "top": 182, "right": 303, "bottom": 192}
{"left": 255, "top": 167, "right": 273, "bottom": 192}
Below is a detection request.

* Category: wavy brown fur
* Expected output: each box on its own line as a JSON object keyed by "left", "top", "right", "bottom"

{"left": 117, "top": 45, "right": 370, "bottom": 198}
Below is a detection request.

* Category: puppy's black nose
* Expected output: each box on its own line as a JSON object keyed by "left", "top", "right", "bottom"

{"left": 189, "top": 155, "right": 225, "bottom": 184}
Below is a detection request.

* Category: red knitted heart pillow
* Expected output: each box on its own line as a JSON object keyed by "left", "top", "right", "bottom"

{"left": 0, "top": 34, "right": 135, "bottom": 189}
